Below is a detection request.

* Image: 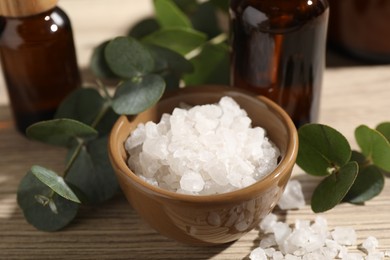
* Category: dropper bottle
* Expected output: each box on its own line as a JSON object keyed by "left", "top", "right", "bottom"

{"left": 0, "top": 0, "right": 81, "bottom": 133}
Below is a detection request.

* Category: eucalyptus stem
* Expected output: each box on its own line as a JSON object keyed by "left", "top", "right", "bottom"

{"left": 97, "top": 80, "right": 113, "bottom": 103}
{"left": 185, "top": 32, "right": 228, "bottom": 60}
{"left": 62, "top": 101, "right": 111, "bottom": 178}
{"left": 63, "top": 141, "right": 84, "bottom": 178}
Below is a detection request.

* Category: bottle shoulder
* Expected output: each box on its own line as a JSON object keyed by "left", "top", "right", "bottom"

{"left": 0, "top": 7, "right": 72, "bottom": 46}
{"left": 230, "top": 0, "right": 329, "bottom": 32}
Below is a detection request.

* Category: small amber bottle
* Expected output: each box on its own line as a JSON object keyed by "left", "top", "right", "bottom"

{"left": 0, "top": 0, "right": 81, "bottom": 133}
{"left": 328, "top": 0, "right": 390, "bottom": 63}
{"left": 230, "top": 0, "right": 329, "bottom": 127}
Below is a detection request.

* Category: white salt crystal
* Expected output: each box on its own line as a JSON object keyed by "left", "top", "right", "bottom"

{"left": 301, "top": 251, "right": 328, "bottom": 260}
{"left": 331, "top": 227, "right": 357, "bottom": 246}
{"left": 272, "top": 222, "right": 292, "bottom": 246}
{"left": 125, "top": 124, "right": 146, "bottom": 150}
{"left": 264, "top": 247, "right": 275, "bottom": 257}
{"left": 362, "top": 236, "right": 379, "bottom": 254}
{"left": 125, "top": 96, "right": 279, "bottom": 195}
{"left": 277, "top": 180, "right": 305, "bottom": 210}
{"left": 272, "top": 251, "right": 284, "bottom": 260}
{"left": 366, "top": 252, "right": 385, "bottom": 260}
{"left": 343, "top": 253, "right": 364, "bottom": 260}
{"left": 285, "top": 254, "right": 301, "bottom": 260}
{"left": 249, "top": 247, "right": 267, "bottom": 260}
{"left": 253, "top": 214, "right": 388, "bottom": 260}
{"left": 259, "top": 213, "right": 278, "bottom": 234}
{"left": 180, "top": 171, "right": 205, "bottom": 192}
{"left": 259, "top": 234, "right": 277, "bottom": 248}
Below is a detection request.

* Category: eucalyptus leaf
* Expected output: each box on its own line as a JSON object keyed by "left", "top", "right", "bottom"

{"left": 26, "top": 119, "right": 98, "bottom": 147}
{"left": 190, "top": 2, "right": 222, "bottom": 39}
{"left": 376, "top": 122, "right": 390, "bottom": 142}
{"left": 94, "top": 107, "right": 120, "bottom": 135}
{"left": 142, "top": 28, "right": 207, "bottom": 55}
{"left": 172, "top": 0, "right": 198, "bottom": 14}
{"left": 129, "top": 18, "right": 160, "bottom": 39}
{"left": 90, "top": 41, "right": 118, "bottom": 79}
{"left": 105, "top": 36, "right": 154, "bottom": 78}
{"left": 56, "top": 89, "right": 117, "bottom": 136}
{"left": 147, "top": 44, "right": 193, "bottom": 90}
{"left": 154, "top": 0, "right": 192, "bottom": 29}
{"left": 209, "top": 0, "right": 229, "bottom": 12}
{"left": 17, "top": 171, "right": 79, "bottom": 231}
{"left": 350, "top": 150, "right": 367, "bottom": 166}
{"left": 55, "top": 88, "right": 105, "bottom": 126}
{"left": 31, "top": 165, "right": 80, "bottom": 203}
{"left": 343, "top": 165, "right": 385, "bottom": 204}
{"left": 311, "top": 161, "right": 358, "bottom": 213}
{"left": 355, "top": 125, "right": 390, "bottom": 172}
{"left": 297, "top": 124, "right": 352, "bottom": 176}
{"left": 184, "top": 42, "right": 229, "bottom": 85}
{"left": 148, "top": 44, "right": 193, "bottom": 75}
{"left": 112, "top": 74, "right": 165, "bottom": 115}
{"left": 65, "top": 137, "right": 119, "bottom": 204}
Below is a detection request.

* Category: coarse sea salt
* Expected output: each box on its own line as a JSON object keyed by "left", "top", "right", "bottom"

{"left": 250, "top": 213, "right": 387, "bottom": 260}
{"left": 125, "top": 96, "right": 280, "bottom": 195}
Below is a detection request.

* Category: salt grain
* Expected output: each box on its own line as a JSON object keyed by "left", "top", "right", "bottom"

{"left": 331, "top": 227, "right": 357, "bottom": 246}
{"left": 251, "top": 213, "right": 387, "bottom": 260}
{"left": 362, "top": 236, "right": 379, "bottom": 254}
{"left": 249, "top": 247, "right": 267, "bottom": 260}
{"left": 125, "top": 96, "right": 280, "bottom": 195}
{"left": 277, "top": 179, "right": 305, "bottom": 210}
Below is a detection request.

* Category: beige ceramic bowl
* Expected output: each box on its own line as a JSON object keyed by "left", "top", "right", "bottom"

{"left": 108, "top": 85, "right": 298, "bottom": 245}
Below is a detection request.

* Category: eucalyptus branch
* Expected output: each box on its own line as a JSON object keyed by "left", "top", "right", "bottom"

{"left": 185, "top": 32, "right": 227, "bottom": 60}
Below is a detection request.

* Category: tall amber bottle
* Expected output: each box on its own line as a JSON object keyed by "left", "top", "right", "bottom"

{"left": 0, "top": 0, "right": 81, "bottom": 133}
{"left": 230, "top": 0, "right": 329, "bottom": 127}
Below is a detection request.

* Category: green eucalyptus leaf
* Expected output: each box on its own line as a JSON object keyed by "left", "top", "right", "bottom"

{"left": 105, "top": 36, "right": 154, "bottom": 78}
{"left": 147, "top": 44, "right": 193, "bottom": 90}
{"left": 26, "top": 119, "right": 98, "bottom": 147}
{"left": 112, "top": 74, "right": 165, "bottom": 115}
{"left": 344, "top": 165, "right": 385, "bottom": 204}
{"left": 209, "top": 0, "right": 229, "bottom": 12}
{"left": 129, "top": 18, "right": 160, "bottom": 39}
{"left": 350, "top": 150, "right": 367, "bottom": 166}
{"left": 184, "top": 42, "right": 229, "bottom": 85}
{"left": 55, "top": 88, "right": 104, "bottom": 126}
{"left": 90, "top": 41, "right": 118, "bottom": 79}
{"left": 297, "top": 124, "right": 352, "bottom": 176}
{"left": 191, "top": 2, "right": 222, "bottom": 39}
{"left": 154, "top": 0, "right": 192, "bottom": 29}
{"left": 172, "top": 0, "right": 198, "bottom": 14}
{"left": 376, "top": 122, "right": 390, "bottom": 143}
{"left": 65, "top": 137, "right": 119, "bottom": 204}
{"left": 148, "top": 44, "right": 193, "bottom": 75}
{"left": 142, "top": 28, "right": 207, "bottom": 55}
{"left": 17, "top": 171, "right": 79, "bottom": 231}
{"left": 147, "top": 45, "right": 191, "bottom": 90}
{"left": 311, "top": 161, "right": 358, "bottom": 213}
{"left": 355, "top": 125, "right": 390, "bottom": 172}
{"left": 55, "top": 87, "right": 118, "bottom": 136}
{"left": 31, "top": 166, "right": 80, "bottom": 203}
{"left": 95, "top": 107, "right": 120, "bottom": 135}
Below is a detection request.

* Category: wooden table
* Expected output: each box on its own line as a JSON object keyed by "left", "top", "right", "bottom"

{"left": 1, "top": 1, "right": 390, "bottom": 259}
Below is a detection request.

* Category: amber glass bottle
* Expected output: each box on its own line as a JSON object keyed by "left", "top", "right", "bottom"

{"left": 328, "top": 0, "right": 390, "bottom": 63}
{"left": 230, "top": 0, "right": 329, "bottom": 127}
{"left": 0, "top": 0, "right": 81, "bottom": 133}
